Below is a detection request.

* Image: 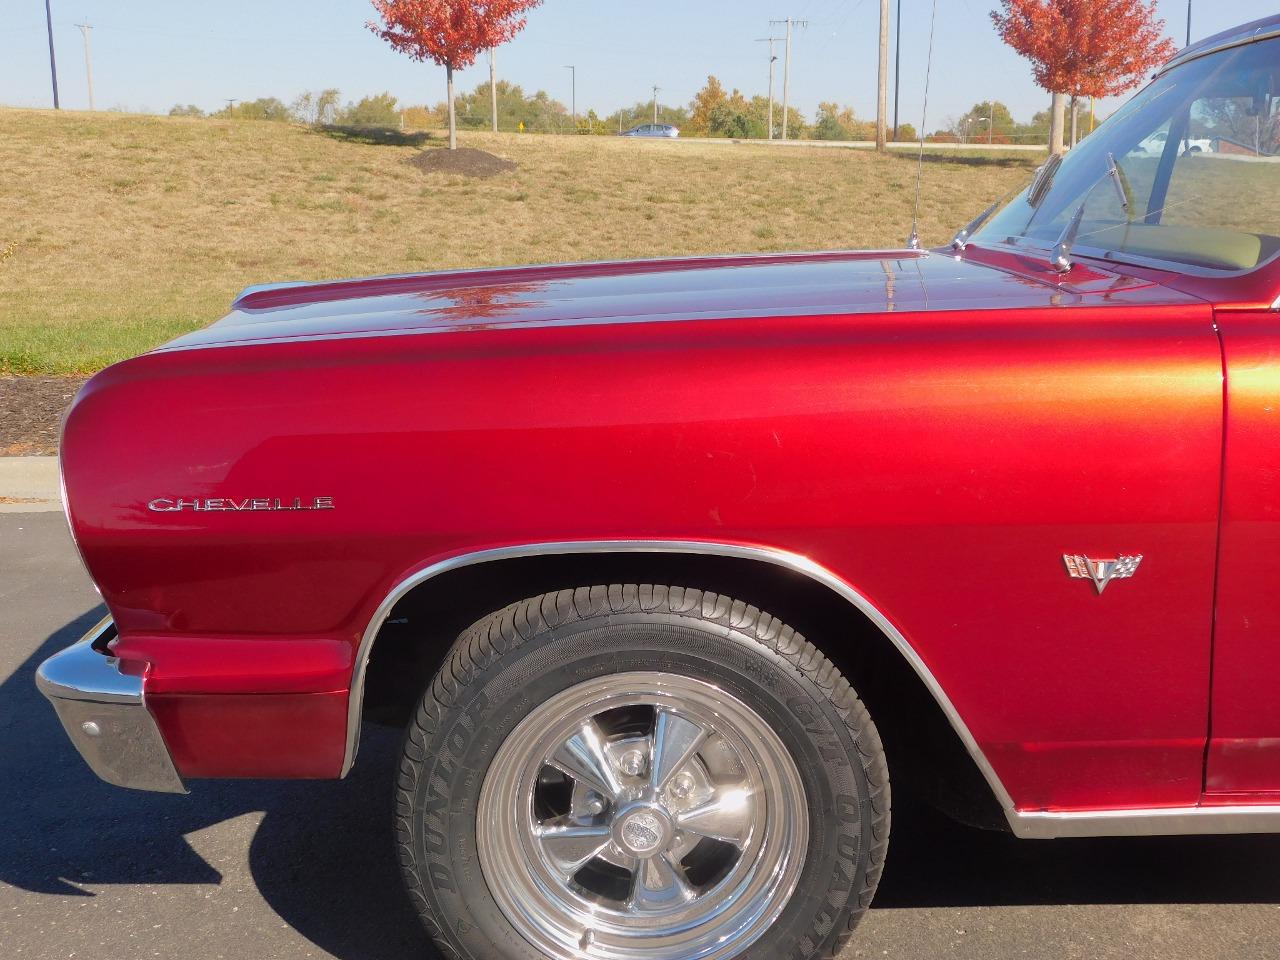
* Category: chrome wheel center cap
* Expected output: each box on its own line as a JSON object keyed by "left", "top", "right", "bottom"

{"left": 613, "top": 804, "right": 673, "bottom": 859}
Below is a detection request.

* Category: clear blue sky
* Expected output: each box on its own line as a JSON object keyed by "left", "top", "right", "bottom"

{"left": 2, "top": 1, "right": 1267, "bottom": 126}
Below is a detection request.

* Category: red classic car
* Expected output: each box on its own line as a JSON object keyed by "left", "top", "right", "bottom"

{"left": 37, "top": 16, "right": 1280, "bottom": 960}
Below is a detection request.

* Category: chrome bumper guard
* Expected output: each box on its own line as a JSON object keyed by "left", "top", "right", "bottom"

{"left": 35, "top": 617, "right": 187, "bottom": 794}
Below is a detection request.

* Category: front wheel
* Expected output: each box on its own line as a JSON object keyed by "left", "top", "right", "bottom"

{"left": 396, "top": 585, "right": 890, "bottom": 960}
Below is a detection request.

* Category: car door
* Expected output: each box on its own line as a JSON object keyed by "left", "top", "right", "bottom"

{"left": 1209, "top": 299, "right": 1280, "bottom": 797}
{"left": 1191, "top": 79, "right": 1280, "bottom": 797}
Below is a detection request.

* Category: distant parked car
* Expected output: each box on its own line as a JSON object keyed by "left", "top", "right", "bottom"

{"left": 1137, "top": 129, "right": 1214, "bottom": 155}
{"left": 620, "top": 123, "right": 680, "bottom": 138}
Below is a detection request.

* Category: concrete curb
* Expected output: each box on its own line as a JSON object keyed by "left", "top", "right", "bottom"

{"left": 0, "top": 457, "right": 61, "bottom": 513}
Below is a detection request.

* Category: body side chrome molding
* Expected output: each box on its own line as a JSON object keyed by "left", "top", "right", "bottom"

{"left": 1012, "top": 804, "right": 1280, "bottom": 839}
{"left": 341, "top": 540, "right": 1018, "bottom": 819}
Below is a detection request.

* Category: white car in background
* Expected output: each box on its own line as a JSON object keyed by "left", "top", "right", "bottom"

{"left": 1138, "top": 130, "right": 1215, "bottom": 155}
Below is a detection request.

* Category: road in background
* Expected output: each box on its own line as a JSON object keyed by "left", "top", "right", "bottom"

{"left": 3, "top": 510, "right": 1279, "bottom": 960}
{"left": 647, "top": 137, "right": 1047, "bottom": 152}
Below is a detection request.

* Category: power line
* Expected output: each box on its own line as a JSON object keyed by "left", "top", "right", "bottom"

{"left": 44, "top": 0, "right": 60, "bottom": 109}
{"left": 755, "top": 37, "right": 783, "bottom": 139}
{"left": 75, "top": 21, "right": 95, "bottom": 111}
{"left": 769, "top": 17, "right": 808, "bottom": 140}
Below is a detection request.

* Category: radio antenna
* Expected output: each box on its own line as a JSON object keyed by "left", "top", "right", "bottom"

{"left": 906, "top": 0, "right": 939, "bottom": 250}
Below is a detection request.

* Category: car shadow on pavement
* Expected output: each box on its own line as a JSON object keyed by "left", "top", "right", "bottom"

{"left": 7, "top": 612, "right": 1280, "bottom": 960}
{"left": 0, "top": 609, "right": 438, "bottom": 959}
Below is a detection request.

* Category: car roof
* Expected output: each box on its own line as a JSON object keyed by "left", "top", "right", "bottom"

{"left": 1160, "top": 14, "right": 1280, "bottom": 75}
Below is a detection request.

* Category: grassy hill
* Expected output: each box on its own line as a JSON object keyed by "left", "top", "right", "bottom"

{"left": 0, "top": 109, "right": 1041, "bottom": 374}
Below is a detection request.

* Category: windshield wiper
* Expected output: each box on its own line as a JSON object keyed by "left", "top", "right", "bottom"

{"left": 1105, "top": 152, "right": 1134, "bottom": 218}
{"left": 951, "top": 201, "right": 1001, "bottom": 252}
{"left": 1027, "top": 153, "right": 1063, "bottom": 208}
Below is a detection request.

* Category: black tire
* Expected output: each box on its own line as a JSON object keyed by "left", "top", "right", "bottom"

{"left": 395, "top": 584, "right": 890, "bottom": 960}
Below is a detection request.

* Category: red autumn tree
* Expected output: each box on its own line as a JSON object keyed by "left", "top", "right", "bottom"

{"left": 368, "top": 0, "right": 543, "bottom": 150}
{"left": 991, "top": 0, "right": 1176, "bottom": 150}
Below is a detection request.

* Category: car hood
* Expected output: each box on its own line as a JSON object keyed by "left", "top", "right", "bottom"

{"left": 157, "top": 249, "right": 1199, "bottom": 352}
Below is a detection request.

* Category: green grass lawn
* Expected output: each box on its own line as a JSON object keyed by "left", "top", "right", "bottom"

{"left": 0, "top": 109, "right": 1042, "bottom": 374}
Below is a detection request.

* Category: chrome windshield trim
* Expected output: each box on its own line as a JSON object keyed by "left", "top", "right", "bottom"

{"left": 1012, "top": 804, "right": 1280, "bottom": 839}
{"left": 980, "top": 236, "right": 1280, "bottom": 282}
{"left": 1157, "top": 26, "right": 1280, "bottom": 77}
{"left": 342, "top": 540, "right": 1019, "bottom": 821}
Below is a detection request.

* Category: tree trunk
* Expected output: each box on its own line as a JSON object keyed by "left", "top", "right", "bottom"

{"left": 1050, "top": 91, "right": 1066, "bottom": 155}
{"left": 446, "top": 63, "right": 457, "bottom": 151}
{"left": 489, "top": 49, "right": 498, "bottom": 134}
{"left": 1069, "top": 96, "right": 1079, "bottom": 147}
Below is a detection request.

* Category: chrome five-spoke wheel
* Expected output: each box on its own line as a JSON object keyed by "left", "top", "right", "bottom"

{"left": 397, "top": 585, "right": 889, "bottom": 960}
{"left": 477, "top": 673, "right": 808, "bottom": 959}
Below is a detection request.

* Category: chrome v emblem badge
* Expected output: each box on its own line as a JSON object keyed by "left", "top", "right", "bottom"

{"left": 1063, "top": 554, "right": 1143, "bottom": 594}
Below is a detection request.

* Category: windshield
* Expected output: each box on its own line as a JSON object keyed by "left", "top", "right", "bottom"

{"left": 974, "top": 35, "right": 1280, "bottom": 273}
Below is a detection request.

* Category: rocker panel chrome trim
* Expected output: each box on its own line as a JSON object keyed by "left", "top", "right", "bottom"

{"left": 1011, "top": 805, "right": 1280, "bottom": 839}
{"left": 342, "top": 540, "right": 1018, "bottom": 819}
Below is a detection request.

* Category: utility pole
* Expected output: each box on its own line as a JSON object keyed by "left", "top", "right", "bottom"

{"left": 564, "top": 65, "right": 576, "bottom": 131}
{"left": 45, "top": 0, "right": 60, "bottom": 109}
{"left": 892, "top": 0, "right": 902, "bottom": 140}
{"left": 1186, "top": 0, "right": 1192, "bottom": 46}
{"left": 876, "top": 0, "right": 889, "bottom": 151}
{"left": 76, "top": 21, "right": 94, "bottom": 111}
{"left": 489, "top": 49, "right": 498, "bottom": 132}
{"left": 756, "top": 37, "right": 781, "bottom": 139}
{"left": 770, "top": 18, "right": 807, "bottom": 140}
{"left": 224, "top": 99, "right": 238, "bottom": 117}
{"left": 652, "top": 85, "right": 660, "bottom": 125}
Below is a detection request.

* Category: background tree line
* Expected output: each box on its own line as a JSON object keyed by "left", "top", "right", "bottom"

{"left": 169, "top": 80, "right": 1054, "bottom": 145}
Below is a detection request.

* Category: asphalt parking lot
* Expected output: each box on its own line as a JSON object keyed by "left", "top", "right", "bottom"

{"left": 4, "top": 509, "right": 1280, "bottom": 960}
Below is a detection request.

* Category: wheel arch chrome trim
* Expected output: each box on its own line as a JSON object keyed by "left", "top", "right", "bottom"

{"left": 341, "top": 539, "right": 1019, "bottom": 819}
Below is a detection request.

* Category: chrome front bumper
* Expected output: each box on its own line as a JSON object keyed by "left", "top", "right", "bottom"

{"left": 36, "top": 617, "right": 187, "bottom": 794}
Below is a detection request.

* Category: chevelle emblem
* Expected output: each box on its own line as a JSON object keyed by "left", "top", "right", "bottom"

{"left": 148, "top": 497, "right": 334, "bottom": 513}
{"left": 1063, "top": 554, "right": 1143, "bottom": 594}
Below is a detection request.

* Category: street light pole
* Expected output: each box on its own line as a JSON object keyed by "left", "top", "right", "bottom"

{"left": 1186, "top": 0, "right": 1192, "bottom": 46}
{"left": 45, "top": 0, "right": 61, "bottom": 109}
{"left": 76, "top": 22, "right": 94, "bottom": 111}
{"left": 489, "top": 48, "right": 498, "bottom": 133}
{"left": 892, "top": 0, "right": 902, "bottom": 140}
{"left": 564, "top": 65, "right": 576, "bottom": 130}
{"left": 972, "top": 116, "right": 993, "bottom": 146}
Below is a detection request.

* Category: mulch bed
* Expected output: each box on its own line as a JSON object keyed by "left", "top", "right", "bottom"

{"left": 408, "top": 147, "right": 517, "bottom": 178}
{"left": 0, "top": 376, "right": 88, "bottom": 456}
